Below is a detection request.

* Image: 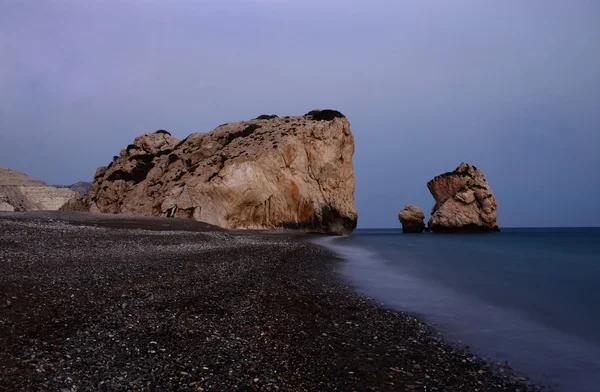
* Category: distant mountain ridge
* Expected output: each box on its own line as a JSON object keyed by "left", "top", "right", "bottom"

{"left": 54, "top": 181, "right": 92, "bottom": 197}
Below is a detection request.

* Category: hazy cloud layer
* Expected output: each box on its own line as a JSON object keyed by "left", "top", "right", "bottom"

{"left": 1, "top": 0, "right": 599, "bottom": 227}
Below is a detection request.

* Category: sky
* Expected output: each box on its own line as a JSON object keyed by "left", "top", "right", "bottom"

{"left": 1, "top": 0, "right": 599, "bottom": 228}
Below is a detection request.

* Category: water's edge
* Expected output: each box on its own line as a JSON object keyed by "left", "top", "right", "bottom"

{"left": 313, "top": 231, "right": 600, "bottom": 392}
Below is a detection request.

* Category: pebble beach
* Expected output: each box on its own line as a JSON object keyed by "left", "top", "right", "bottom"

{"left": 0, "top": 212, "right": 542, "bottom": 391}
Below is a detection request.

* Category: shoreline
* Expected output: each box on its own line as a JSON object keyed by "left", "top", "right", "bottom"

{"left": 0, "top": 212, "right": 543, "bottom": 391}
{"left": 313, "top": 234, "right": 553, "bottom": 390}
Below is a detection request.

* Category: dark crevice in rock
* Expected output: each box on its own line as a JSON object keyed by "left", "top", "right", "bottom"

{"left": 223, "top": 124, "right": 262, "bottom": 147}
{"left": 128, "top": 154, "right": 155, "bottom": 164}
{"left": 107, "top": 154, "right": 156, "bottom": 184}
{"left": 470, "top": 183, "right": 489, "bottom": 190}
{"left": 456, "top": 197, "right": 472, "bottom": 206}
{"left": 279, "top": 206, "right": 356, "bottom": 235}
{"left": 106, "top": 162, "right": 154, "bottom": 183}
{"left": 475, "top": 197, "right": 483, "bottom": 209}
{"left": 128, "top": 149, "right": 172, "bottom": 165}
{"left": 168, "top": 154, "right": 179, "bottom": 164}
{"left": 207, "top": 156, "right": 226, "bottom": 182}
{"left": 156, "top": 148, "right": 173, "bottom": 157}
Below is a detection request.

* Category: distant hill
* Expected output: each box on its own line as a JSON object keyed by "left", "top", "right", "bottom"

{"left": 0, "top": 167, "right": 47, "bottom": 186}
{"left": 54, "top": 181, "right": 92, "bottom": 197}
{"left": 0, "top": 167, "right": 77, "bottom": 212}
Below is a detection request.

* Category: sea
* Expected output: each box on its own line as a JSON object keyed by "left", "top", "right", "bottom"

{"left": 315, "top": 228, "right": 600, "bottom": 392}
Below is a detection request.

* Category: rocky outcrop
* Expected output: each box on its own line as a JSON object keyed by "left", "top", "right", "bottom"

{"left": 76, "top": 110, "right": 357, "bottom": 234}
{"left": 58, "top": 194, "right": 89, "bottom": 212}
{"left": 398, "top": 205, "right": 426, "bottom": 233}
{"left": 0, "top": 167, "right": 77, "bottom": 212}
{"left": 427, "top": 163, "right": 499, "bottom": 232}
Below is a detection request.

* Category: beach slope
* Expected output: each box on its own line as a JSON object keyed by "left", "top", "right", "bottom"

{"left": 0, "top": 212, "right": 539, "bottom": 391}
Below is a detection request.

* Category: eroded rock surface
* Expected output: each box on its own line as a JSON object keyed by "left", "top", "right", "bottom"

{"left": 427, "top": 163, "right": 499, "bottom": 232}
{"left": 0, "top": 167, "right": 77, "bottom": 212}
{"left": 78, "top": 111, "right": 357, "bottom": 234}
{"left": 398, "top": 205, "right": 426, "bottom": 233}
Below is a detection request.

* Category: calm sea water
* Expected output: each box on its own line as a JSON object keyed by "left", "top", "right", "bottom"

{"left": 316, "top": 228, "right": 600, "bottom": 392}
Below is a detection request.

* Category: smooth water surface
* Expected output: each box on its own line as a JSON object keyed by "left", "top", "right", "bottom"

{"left": 316, "top": 228, "right": 600, "bottom": 392}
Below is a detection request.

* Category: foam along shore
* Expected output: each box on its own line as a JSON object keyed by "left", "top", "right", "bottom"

{"left": 0, "top": 212, "right": 542, "bottom": 391}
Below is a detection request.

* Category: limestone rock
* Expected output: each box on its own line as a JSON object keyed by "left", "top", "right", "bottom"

{"left": 77, "top": 110, "right": 357, "bottom": 234}
{"left": 398, "top": 205, "right": 425, "bottom": 233}
{"left": 0, "top": 167, "right": 77, "bottom": 211}
{"left": 427, "top": 163, "right": 499, "bottom": 232}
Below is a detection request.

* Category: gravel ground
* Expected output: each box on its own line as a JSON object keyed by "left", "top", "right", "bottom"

{"left": 0, "top": 212, "right": 544, "bottom": 391}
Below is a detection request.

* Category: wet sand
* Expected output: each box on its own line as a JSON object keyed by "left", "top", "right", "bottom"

{"left": 0, "top": 212, "right": 542, "bottom": 391}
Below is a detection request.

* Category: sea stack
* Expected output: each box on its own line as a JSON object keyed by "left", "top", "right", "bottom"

{"left": 72, "top": 110, "right": 358, "bottom": 235}
{"left": 0, "top": 167, "right": 77, "bottom": 212}
{"left": 427, "top": 162, "right": 499, "bottom": 232}
{"left": 398, "top": 204, "right": 426, "bottom": 233}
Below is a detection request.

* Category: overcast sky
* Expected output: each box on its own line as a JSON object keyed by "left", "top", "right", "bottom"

{"left": 1, "top": 0, "right": 599, "bottom": 227}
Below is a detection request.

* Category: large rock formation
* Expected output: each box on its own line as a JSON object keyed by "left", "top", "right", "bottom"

{"left": 77, "top": 110, "right": 357, "bottom": 234}
{"left": 0, "top": 167, "right": 77, "bottom": 212}
{"left": 427, "top": 163, "right": 499, "bottom": 232}
{"left": 398, "top": 205, "right": 426, "bottom": 233}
